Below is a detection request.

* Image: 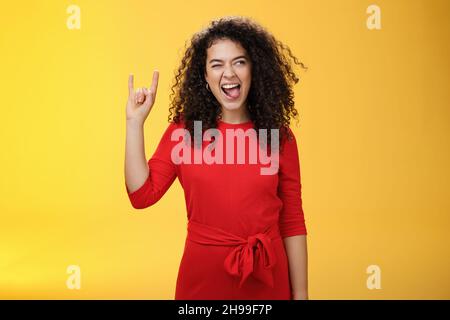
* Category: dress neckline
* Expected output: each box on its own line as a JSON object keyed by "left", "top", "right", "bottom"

{"left": 217, "top": 119, "right": 254, "bottom": 128}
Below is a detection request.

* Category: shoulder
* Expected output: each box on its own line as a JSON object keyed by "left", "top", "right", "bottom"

{"left": 164, "top": 118, "right": 186, "bottom": 131}
{"left": 280, "top": 126, "right": 297, "bottom": 148}
{"left": 158, "top": 119, "right": 188, "bottom": 142}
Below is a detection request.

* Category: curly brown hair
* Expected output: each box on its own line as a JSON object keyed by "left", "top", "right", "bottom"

{"left": 168, "top": 15, "right": 307, "bottom": 152}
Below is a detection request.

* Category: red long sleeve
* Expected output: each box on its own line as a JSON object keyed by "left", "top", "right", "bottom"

{"left": 277, "top": 128, "right": 308, "bottom": 238}
{"left": 126, "top": 122, "right": 178, "bottom": 209}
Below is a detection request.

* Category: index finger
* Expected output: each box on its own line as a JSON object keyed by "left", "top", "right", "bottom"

{"left": 150, "top": 70, "right": 159, "bottom": 95}
{"left": 128, "top": 74, "right": 134, "bottom": 95}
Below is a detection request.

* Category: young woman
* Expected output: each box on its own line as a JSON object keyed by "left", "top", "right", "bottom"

{"left": 125, "top": 16, "right": 309, "bottom": 300}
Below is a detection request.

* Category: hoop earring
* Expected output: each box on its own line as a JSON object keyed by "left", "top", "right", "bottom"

{"left": 206, "top": 83, "right": 211, "bottom": 92}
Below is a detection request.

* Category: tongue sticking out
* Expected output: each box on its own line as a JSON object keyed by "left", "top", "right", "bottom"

{"left": 224, "top": 86, "right": 240, "bottom": 99}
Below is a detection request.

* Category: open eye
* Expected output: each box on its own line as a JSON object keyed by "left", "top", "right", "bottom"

{"left": 236, "top": 60, "right": 245, "bottom": 65}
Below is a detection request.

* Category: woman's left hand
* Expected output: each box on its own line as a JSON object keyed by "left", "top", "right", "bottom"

{"left": 292, "top": 292, "right": 309, "bottom": 300}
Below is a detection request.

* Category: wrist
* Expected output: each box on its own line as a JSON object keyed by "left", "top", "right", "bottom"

{"left": 126, "top": 118, "right": 144, "bottom": 128}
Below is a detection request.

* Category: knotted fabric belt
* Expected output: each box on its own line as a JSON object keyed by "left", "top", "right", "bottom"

{"left": 187, "top": 220, "right": 281, "bottom": 288}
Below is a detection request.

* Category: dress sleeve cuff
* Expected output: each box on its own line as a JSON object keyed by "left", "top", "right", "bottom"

{"left": 126, "top": 174, "right": 152, "bottom": 209}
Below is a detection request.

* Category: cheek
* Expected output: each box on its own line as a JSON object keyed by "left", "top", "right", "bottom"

{"left": 242, "top": 75, "right": 251, "bottom": 88}
{"left": 206, "top": 69, "right": 220, "bottom": 79}
{"left": 240, "top": 68, "right": 252, "bottom": 83}
{"left": 209, "top": 74, "right": 222, "bottom": 85}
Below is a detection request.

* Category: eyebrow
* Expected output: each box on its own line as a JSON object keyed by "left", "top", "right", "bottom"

{"left": 208, "top": 55, "right": 248, "bottom": 64}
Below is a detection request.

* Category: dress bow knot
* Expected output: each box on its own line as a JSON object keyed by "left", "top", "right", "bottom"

{"left": 186, "top": 220, "right": 280, "bottom": 289}
{"left": 223, "top": 232, "right": 277, "bottom": 288}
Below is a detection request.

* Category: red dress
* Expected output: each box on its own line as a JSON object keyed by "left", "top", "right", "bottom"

{"left": 126, "top": 119, "right": 308, "bottom": 300}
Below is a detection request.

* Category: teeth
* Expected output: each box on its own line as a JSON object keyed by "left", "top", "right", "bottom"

{"left": 221, "top": 83, "right": 240, "bottom": 89}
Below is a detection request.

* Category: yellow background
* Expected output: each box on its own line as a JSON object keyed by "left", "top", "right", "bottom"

{"left": 1, "top": 0, "right": 449, "bottom": 299}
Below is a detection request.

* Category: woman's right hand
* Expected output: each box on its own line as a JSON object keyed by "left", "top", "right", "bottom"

{"left": 126, "top": 70, "right": 159, "bottom": 124}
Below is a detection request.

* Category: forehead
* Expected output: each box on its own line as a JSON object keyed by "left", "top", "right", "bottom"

{"left": 206, "top": 38, "right": 248, "bottom": 59}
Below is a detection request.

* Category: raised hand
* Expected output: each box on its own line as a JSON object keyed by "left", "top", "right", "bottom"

{"left": 126, "top": 70, "right": 159, "bottom": 124}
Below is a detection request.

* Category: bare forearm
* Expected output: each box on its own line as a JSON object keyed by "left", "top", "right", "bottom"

{"left": 125, "top": 119, "right": 149, "bottom": 193}
{"left": 283, "top": 234, "right": 308, "bottom": 300}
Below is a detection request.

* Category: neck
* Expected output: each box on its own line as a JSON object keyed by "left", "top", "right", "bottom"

{"left": 220, "top": 105, "right": 251, "bottom": 124}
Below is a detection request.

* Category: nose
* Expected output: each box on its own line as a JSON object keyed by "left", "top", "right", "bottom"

{"left": 223, "top": 64, "right": 237, "bottom": 78}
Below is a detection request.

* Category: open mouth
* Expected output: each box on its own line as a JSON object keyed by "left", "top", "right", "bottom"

{"left": 221, "top": 83, "right": 241, "bottom": 100}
